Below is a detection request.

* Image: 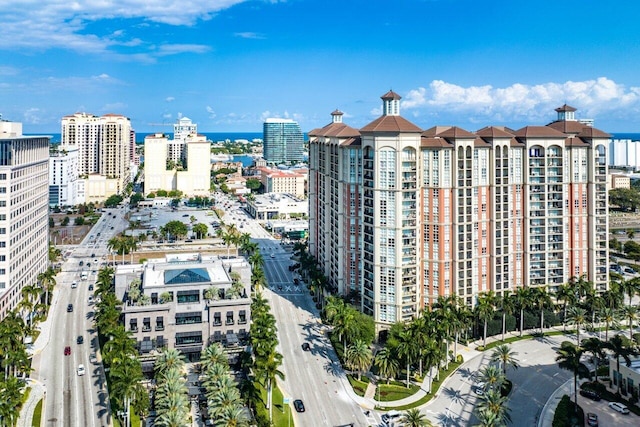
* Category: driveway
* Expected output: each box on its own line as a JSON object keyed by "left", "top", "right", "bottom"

{"left": 580, "top": 396, "right": 640, "bottom": 426}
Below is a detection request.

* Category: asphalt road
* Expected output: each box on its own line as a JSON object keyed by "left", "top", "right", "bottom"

{"left": 218, "top": 195, "right": 375, "bottom": 427}
{"left": 32, "top": 206, "right": 128, "bottom": 427}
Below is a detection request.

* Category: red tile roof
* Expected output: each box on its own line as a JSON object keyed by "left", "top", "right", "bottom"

{"left": 555, "top": 104, "right": 577, "bottom": 112}
{"left": 420, "top": 137, "right": 452, "bottom": 148}
{"left": 513, "top": 126, "right": 567, "bottom": 138}
{"left": 381, "top": 90, "right": 402, "bottom": 100}
{"left": 577, "top": 126, "right": 611, "bottom": 138}
{"left": 360, "top": 115, "right": 422, "bottom": 133}
{"left": 309, "top": 122, "right": 360, "bottom": 138}
{"left": 475, "top": 126, "right": 515, "bottom": 138}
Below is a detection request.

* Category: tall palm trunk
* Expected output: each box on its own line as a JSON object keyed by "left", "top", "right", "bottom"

{"left": 406, "top": 362, "right": 410, "bottom": 389}
{"left": 502, "top": 312, "right": 506, "bottom": 342}
{"left": 520, "top": 308, "right": 524, "bottom": 337}
{"left": 483, "top": 320, "right": 488, "bottom": 347}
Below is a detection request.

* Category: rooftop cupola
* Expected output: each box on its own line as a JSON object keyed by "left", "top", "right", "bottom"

{"left": 331, "top": 109, "right": 344, "bottom": 124}
{"left": 555, "top": 104, "right": 577, "bottom": 121}
{"left": 381, "top": 90, "right": 401, "bottom": 116}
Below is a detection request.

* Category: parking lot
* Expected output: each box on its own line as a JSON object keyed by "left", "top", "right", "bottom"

{"left": 579, "top": 396, "right": 640, "bottom": 426}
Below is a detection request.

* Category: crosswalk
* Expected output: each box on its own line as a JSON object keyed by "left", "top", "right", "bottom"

{"left": 271, "top": 283, "right": 303, "bottom": 294}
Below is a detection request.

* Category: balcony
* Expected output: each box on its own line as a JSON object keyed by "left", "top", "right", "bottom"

{"left": 155, "top": 325, "right": 165, "bottom": 331}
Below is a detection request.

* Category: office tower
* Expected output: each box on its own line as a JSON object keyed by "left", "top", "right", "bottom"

{"left": 49, "top": 145, "right": 79, "bottom": 207}
{"left": 61, "top": 112, "right": 132, "bottom": 196}
{"left": 174, "top": 116, "right": 197, "bottom": 141}
{"left": 0, "top": 120, "right": 50, "bottom": 321}
{"left": 263, "top": 118, "right": 304, "bottom": 164}
{"left": 309, "top": 91, "right": 609, "bottom": 331}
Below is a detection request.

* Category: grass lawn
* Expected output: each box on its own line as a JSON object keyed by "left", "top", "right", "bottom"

{"left": 479, "top": 329, "right": 576, "bottom": 351}
{"left": 377, "top": 383, "right": 420, "bottom": 402}
{"left": 112, "top": 410, "right": 141, "bottom": 427}
{"left": 257, "top": 382, "right": 294, "bottom": 427}
{"left": 376, "top": 360, "right": 462, "bottom": 411}
{"left": 31, "top": 399, "right": 42, "bottom": 427}
{"left": 347, "top": 375, "right": 368, "bottom": 397}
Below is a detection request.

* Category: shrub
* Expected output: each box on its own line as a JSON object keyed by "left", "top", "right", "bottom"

{"left": 552, "top": 395, "right": 584, "bottom": 427}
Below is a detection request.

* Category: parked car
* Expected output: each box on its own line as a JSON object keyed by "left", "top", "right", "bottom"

{"left": 624, "top": 267, "right": 635, "bottom": 274}
{"left": 586, "top": 412, "right": 598, "bottom": 426}
{"left": 474, "top": 382, "right": 487, "bottom": 396}
{"left": 579, "top": 389, "right": 601, "bottom": 401}
{"left": 293, "top": 399, "right": 305, "bottom": 413}
{"left": 302, "top": 343, "right": 311, "bottom": 351}
{"left": 608, "top": 401, "right": 629, "bottom": 414}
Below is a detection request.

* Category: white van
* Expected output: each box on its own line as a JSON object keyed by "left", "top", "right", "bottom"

{"left": 382, "top": 410, "right": 401, "bottom": 424}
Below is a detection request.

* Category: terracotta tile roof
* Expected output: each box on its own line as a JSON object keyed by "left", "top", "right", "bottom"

{"left": 381, "top": 90, "right": 402, "bottom": 100}
{"left": 547, "top": 120, "right": 585, "bottom": 134}
{"left": 360, "top": 115, "right": 422, "bottom": 133}
{"left": 422, "top": 126, "right": 453, "bottom": 137}
{"left": 420, "top": 136, "right": 452, "bottom": 148}
{"left": 311, "top": 122, "right": 360, "bottom": 138}
{"left": 474, "top": 137, "right": 492, "bottom": 147}
{"left": 577, "top": 126, "right": 611, "bottom": 138}
{"left": 555, "top": 104, "right": 577, "bottom": 112}
{"left": 341, "top": 136, "right": 362, "bottom": 147}
{"left": 331, "top": 109, "right": 343, "bottom": 116}
{"left": 513, "top": 126, "right": 567, "bottom": 138}
{"left": 436, "top": 126, "right": 475, "bottom": 138}
{"left": 475, "top": 126, "right": 514, "bottom": 138}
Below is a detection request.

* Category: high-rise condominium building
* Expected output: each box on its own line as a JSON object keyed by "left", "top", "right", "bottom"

{"left": 263, "top": 118, "right": 304, "bottom": 164}
{"left": 61, "top": 112, "right": 132, "bottom": 196}
{"left": 309, "top": 91, "right": 609, "bottom": 331}
{"left": 49, "top": 145, "right": 79, "bottom": 207}
{"left": 0, "top": 120, "right": 50, "bottom": 320}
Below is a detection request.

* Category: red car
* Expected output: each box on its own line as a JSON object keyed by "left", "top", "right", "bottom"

{"left": 64, "top": 346, "right": 71, "bottom": 356}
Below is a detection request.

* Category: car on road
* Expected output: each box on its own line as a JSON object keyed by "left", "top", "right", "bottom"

{"left": 293, "top": 399, "right": 305, "bottom": 413}
{"left": 474, "top": 382, "right": 487, "bottom": 395}
{"left": 579, "top": 389, "right": 601, "bottom": 401}
{"left": 382, "top": 410, "right": 401, "bottom": 423}
{"left": 88, "top": 296, "right": 94, "bottom": 304}
{"left": 64, "top": 346, "right": 71, "bottom": 356}
{"left": 71, "top": 281, "right": 77, "bottom": 288}
{"left": 90, "top": 354, "right": 98, "bottom": 364}
{"left": 608, "top": 401, "right": 629, "bottom": 414}
{"left": 586, "top": 412, "right": 598, "bottom": 426}
{"left": 67, "top": 304, "right": 73, "bottom": 312}
{"left": 88, "top": 284, "right": 94, "bottom": 291}
{"left": 77, "top": 336, "right": 84, "bottom": 344}
{"left": 91, "top": 253, "right": 95, "bottom": 258}
{"left": 302, "top": 343, "right": 311, "bottom": 351}
{"left": 79, "top": 261, "right": 84, "bottom": 266}
{"left": 77, "top": 364, "right": 85, "bottom": 376}
{"left": 270, "top": 253, "right": 275, "bottom": 258}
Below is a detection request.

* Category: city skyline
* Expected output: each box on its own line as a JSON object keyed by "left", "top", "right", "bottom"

{"left": 1, "top": 0, "right": 640, "bottom": 133}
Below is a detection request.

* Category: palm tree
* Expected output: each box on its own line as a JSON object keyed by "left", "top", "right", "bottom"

{"left": 603, "top": 334, "right": 639, "bottom": 393}
{"left": 566, "top": 306, "right": 587, "bottom": 346}
{"left": 400, "top": 408, "right": 432, "bottom": 427}
{"left": 201, "top": 343, "right": 228, "bottom": 372}
{"left": 474, "top": 408, "right": 500, "bottom": 427}
{"left": 556, "top": 341, "right": 590, "bottom": 412}
{"left": 478, "top": 365, "right": 505, "bottom": 392}
{"left": 397, "top": 328, "right": 418, "bottom": 388}
{"left": 532, "top": 286, "right": 553, "bottom": 334}
{"left": 476, "top": 291, "right": 496, "bottom": 347}
{"left": 513, "top": 286, "right": 532, "bottom": 337}
{"left": 374, "top": 347, "right": 399, "bottom": 385}
{"left": 345, "top": 340, "right": 373, "bottom": 381}
{"left": 581, "top": 337, "right": 605, "bottom": 385}
{"left": 621, "top": 305, "right": 639, "bottom": 339}
{"left": 214, "top": 404, "right": 250, "bottom": 427}
{"left": 599, "top": 306, "right": 619, "bottom": 342}
{"left": 475, "top": 389, "right": 511, "bottom": 426}
{"left": 490, "top": 345, "right": 519, "bottom": 379}
{"left": 37, "top": 267, "right": 57, "bottom": 306}
{"left": 255, "top": 350, "right": 285, "bottom": 423}
{"left": 110, "top": 357, "right": 145, "bottom": 427}
{"left": 154, "top": 348, "right": 186, "bottom": 377}
{"left": 620, "top": 278, "right": 640, "bottom": 308}
{"left": 555, "top": 283, "right": 576, "bottom": 331}
{"left": 499, "top": 291, "right": 515, "bottom": 342}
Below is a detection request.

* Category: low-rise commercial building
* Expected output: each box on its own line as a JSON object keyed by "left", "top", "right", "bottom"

{"left": 115, "top": 253, "right": 251, "bottom": 364}
{"left": 609, "top": 354, "right": 640, "bottom": 398}
{"left": 245, "top": 193, "right": 308, "bottom": 221}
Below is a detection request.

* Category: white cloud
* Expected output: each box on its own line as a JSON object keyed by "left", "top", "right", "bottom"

{"left": 165, "top": 96, "right": 175, "bottom": 102}
{"left": 0, "top": 0, "right": 247, "bottom": 57}
{"left": 162, "top": 113, "right": 172, "bottom": 119}
{"left": 156, "top": 43, "right": 211, "bottom": 56}
{"left": 23, "top": 108, "right": 43, "bottom": 124}
{"left": 234, "top": 32, "right": 265, "bottom": 39}
{"left": 401, "top": 77, "right": 640, "bottom": 123}
{"left": 101, "top": 102, "right": 127, "bottom": 112}
{"left": 206, "top": 106, "right": 216, "bottom": 119}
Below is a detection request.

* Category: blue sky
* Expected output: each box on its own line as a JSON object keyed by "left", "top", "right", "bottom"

{"left": 1, "top": 0, "right": 640, "bottom": 134}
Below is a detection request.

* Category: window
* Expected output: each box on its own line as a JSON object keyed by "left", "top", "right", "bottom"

{"left": 176, "top": 312, "right": 202, "bottom": 325}
{"left": 213, "top": 312, "right": 222, "bottom": 326}
{"left": 176, "top": 290, "right": 199, "bottom": 304}
{"left": 226, "top": 311, "right": 234, "bottom": 325}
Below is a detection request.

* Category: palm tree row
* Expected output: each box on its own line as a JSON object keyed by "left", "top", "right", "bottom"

{"left": 107, "top": 233, "right": 139, "bottom": 265}
{"left": 248, "top": 292, "right": 284, "bottom": 425}
{"left": 200, "top": 343, "right": 250, "bottom": 426}
{"left": 153, "top": 348, "right": 190, "bottom": 427}
{"left": 93, "top": 266, "right": 148, "bottom": 426}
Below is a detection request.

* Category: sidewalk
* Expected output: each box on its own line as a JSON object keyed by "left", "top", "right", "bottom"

{"left": 17, "top": 282, "right": 61, "bottom": 427}
{"left": 538, "top": 379, "right": 573, "bottom": 427}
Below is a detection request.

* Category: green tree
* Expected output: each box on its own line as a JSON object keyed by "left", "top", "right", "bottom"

{"left": 476, "top": 291, "right": 496, "bottom": 347}
{"left": 374, "top": 347, "right": 399, "bottom": 385}
{"left": 513, "top": 287, "right": 532, "bottom": 336}
{"left": 74, "top": 216, "right": 85, "bottom": 225}
{"left": 61, "top": 216, "right": 70, "bottom": 226}
{"left": 566, "top": 306, "right": 587, "bottom": 346}
{"left": 581, "top": 337, "right": 605, "bottom": 385}
{"left": 255, "top": 351, "right": 285, "bottom": 424}
{"left": 400, "top": 408, "right": 432, "bottom": 427}
{"left": 532, "top": 286, "right": 553, "bottom": 333}
{"left": 555, "top": 341, "right": 590, "bottom": 412}
{"left": 344, "top": 340, "right": 373, "bottom": 381}
{"left": 490, "top": 345, "right": 519, "bottom": 379}
{"left": 475, "top": 389, "right": 511, "bottom": 427}
{"left": 610, "top": 188, "right": 640, "bottom": 211}
{"left": 193, "top": 223, "right": 208, "bottom": 239}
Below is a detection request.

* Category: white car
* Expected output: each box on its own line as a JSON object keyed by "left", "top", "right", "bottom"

{"left": 71, "top": 282, "right": 77, "bottom": 289}
{"left": 77, "top": 364, "right": 86, "bottom": 376}
{"left": 608, "top": 401, "right": 629, "bottom": 414}
{"left": 475, "top": 382, "right": 487, "bottom": 395}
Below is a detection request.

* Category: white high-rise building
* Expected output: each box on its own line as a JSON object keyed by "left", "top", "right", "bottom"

{"left": 49, "top": 146, "right": 79, "bottom": 207}
{"left": 0, "top": 120, "right": 50, "bottom": 320}
{"left": 61, "top": 113, "right": 132, "bottom": 200}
